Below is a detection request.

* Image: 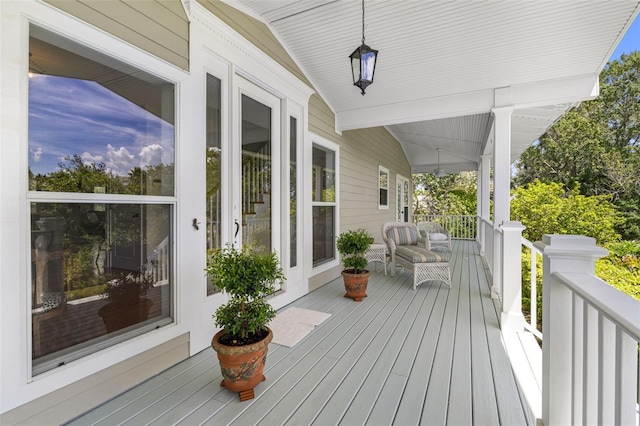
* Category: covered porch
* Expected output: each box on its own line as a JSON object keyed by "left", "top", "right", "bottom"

{"left": 68, "top": 240, "right": 533, "bottom": 425}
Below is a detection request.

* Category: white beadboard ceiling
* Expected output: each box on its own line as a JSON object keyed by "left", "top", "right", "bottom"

{"left": 225, "top": 0, "right": 639, "bottom": 174}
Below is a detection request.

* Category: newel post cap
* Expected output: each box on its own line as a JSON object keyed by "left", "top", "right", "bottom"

{"left": 533, "top": 234, "right": 608, "bottom": 260}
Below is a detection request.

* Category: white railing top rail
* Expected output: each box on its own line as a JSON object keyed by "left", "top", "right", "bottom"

{"left": 553, "top": 271, "right": 640, "bottom": 340}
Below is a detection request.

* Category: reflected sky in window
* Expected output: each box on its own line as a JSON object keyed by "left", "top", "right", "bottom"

{"left": 29, "top": 74, "right": 174, "bottom": 177}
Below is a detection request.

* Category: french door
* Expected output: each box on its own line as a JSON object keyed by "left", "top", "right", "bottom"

{"left": 235, "top": 79, "right": 281, "bottom": 254}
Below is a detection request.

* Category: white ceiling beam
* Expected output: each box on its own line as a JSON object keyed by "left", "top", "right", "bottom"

{"left": 336, "top": 73, "right": 600, "bottom": 132}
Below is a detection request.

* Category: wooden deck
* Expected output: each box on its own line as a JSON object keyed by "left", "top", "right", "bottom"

{"left": 67, "top": 241, "right": 532, "bottom": 425}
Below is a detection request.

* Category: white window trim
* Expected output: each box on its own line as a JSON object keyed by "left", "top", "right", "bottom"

{"left": 379, "top": 165, "right": 390, "bottom": 210}
{"left": 1, "top": 1, "right": 187, "bottom": 411}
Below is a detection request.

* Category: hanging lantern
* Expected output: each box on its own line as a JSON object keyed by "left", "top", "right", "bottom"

{"left": 350, "top": 0, "right": 378, "bottom": 95}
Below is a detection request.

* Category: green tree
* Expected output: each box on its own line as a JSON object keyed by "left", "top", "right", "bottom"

{"left": 413, "top": 171, "right": 478, "bottom": 216}
{"left": 514, "top": 52, "right": 640, "bottom": 240}
{"left": 511, "top": 180, "right": 620, "bottom": 245}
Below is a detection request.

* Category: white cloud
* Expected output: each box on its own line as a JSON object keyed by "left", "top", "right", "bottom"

{"left": 80, "top": 152, "right": 104, "bottom": 164}
{"left": 139, "top": 144, "right": 164, "bottom": 165}
{"left": 31, "top": 147, "right": 42, "bottom": 162}
{"left": 105, "top": 144, "right": 135, "bottom": 176}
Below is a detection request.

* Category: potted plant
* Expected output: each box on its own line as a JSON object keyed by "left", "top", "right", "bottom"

{"left": 337, "top": 228, "right": 374, "bottom": 301}
{"left": 98, "top": 268, "right": 155, "bottom": 333}
{"left": 206, "top": 244, "right": 285, "bottom": 401}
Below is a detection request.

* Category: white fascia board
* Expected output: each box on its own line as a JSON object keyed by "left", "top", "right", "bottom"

{"left": 495, "top": 74, "right": 600, "bottom": 110}
{"left": 336, "top": 89, "right": 495, "bottom": 131}
{"left": 337, "top": 73, "right": 600, "bottom": 132}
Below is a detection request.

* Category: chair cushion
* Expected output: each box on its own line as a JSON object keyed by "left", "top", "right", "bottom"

{"left": 386, "top": 226, "right": 419, "bottom": 246}
{"left": 396, "top": 245, "right": 450, "bottom": 263}
{"left": 429, "top": 232, "right": 448, "bottom": 241}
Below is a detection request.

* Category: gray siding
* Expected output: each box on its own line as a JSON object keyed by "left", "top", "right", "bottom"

{"left": 44, "top": 0, "right": 189, "bottom": 70}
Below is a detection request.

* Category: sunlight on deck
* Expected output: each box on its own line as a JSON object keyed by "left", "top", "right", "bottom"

{"left": 68, "top": 241, "right": 532, "bottom": 426}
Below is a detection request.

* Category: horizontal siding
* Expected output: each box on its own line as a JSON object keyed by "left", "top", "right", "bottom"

{"left": 45, "top": 0, "right": 189, "bottom": 70}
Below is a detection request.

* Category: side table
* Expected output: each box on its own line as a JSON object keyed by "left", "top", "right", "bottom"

{"left": 366, "top": 243, "right": 387, "bottom": 275}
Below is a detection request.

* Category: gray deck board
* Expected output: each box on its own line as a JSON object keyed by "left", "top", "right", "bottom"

{"left": 67, "top": 240, "right": 530, "bottom": 426}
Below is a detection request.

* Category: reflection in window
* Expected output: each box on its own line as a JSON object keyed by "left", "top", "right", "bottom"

{"left": 28, "top": 25, "right": 175, "bottom": 196}
{"left": 312, "top": 144, "right": 337, "bottom": 267}
{"left": 206, "top": 74, "right": 222, "bottom": 296}
{"left": 27, "top": 25, "right": 175, "bottom": 375}
{"left": 379, "top": 166, "right": 389, "bottom": 209}
{"left": 242, "top": 95, "right": 272, "bottom": 252}
{"left": 30, "top": 202, "right": 173, "bottom": 375}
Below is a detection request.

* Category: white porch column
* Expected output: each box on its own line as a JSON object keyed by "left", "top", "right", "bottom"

{"left": 534, "top": 235, "right": 608, "bottom": 426}
{"left": 477, "top": 154, "right": 491, "bottom": 253}
{"left": 500, "top": 221, "right": 526, "bottom": 332}
{"left": 491, "top": 107, "right": 512, "bottom": 299}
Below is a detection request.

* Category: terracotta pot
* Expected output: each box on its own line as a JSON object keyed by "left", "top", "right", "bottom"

{"left": 342, "top": 270, "right": 370, "bottom": 301}
{"left": 98, "top": 298, "right": 153, "bottom": 333}
{"left": 211, "top": 327, "right": 273, "bottom": 396}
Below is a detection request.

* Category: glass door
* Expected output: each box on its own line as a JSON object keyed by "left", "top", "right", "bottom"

{"left": 235, "top": 79, "right": 281, "bottom": 256}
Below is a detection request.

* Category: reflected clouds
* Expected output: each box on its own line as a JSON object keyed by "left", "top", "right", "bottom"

{"left": 29, "top": 74, "right": 174, "bottom": 176}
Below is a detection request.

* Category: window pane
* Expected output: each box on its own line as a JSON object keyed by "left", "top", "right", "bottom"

{"left": 312, "top": 206, "right": 335, "bottom": 267}
{"left": 28, "top": 25, "right": 175, "bottom": 196}
{"left": 312, "top": 146, "right": 335, "bottom": 202}
{"left": 290, "top": 117, "right": 298, "bottom": 268}
{"left": 30, "top": 202, "right": 173, "bottom": 374}
{"left": 379, "top": 167, "right": 388, "bottom": 207}
{"left": 242, "top": 95, "right": 272, "bottom": 252}
{"left": 206, "top": 75, "right": 222, "bottom": 296}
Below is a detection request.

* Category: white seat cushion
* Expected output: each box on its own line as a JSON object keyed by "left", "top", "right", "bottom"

{"left": 429, "top": 232, "right": 448, "bottom": 241}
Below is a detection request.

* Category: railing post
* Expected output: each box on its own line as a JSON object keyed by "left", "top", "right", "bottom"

{"left": 500, "top": 221, "right": 526, "bottom": 332}
{"left": 534, "top": 235, "right": 608, "bottom": 426}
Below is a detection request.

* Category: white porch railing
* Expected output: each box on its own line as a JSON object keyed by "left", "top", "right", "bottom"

{"left": 534, "top": 235, "right": 640, "bottom": 425}
{"left": 431, "top": 215, "right": 640, "bottom": 424}
{"left": 413, "top": 214, "right": 477, "bottom": 239}
{"left": 521, "top": 237, "right": 543, "bottom": 340}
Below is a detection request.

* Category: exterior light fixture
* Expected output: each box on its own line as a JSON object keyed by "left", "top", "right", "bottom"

{"left": 349, "top": 0, "right": 378, "bottom": 95}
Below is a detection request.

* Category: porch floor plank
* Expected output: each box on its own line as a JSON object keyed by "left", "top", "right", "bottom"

{"left": 67, "top": 241, "right": 530, "bottom": 426}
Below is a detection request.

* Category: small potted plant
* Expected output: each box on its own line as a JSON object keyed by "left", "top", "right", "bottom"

{"left": 206, "top": 244, "right": 285, "bottom": 401}
{"left": 337, "top": 228, "right": 374, "bottom": 301}
{"left": 98, "top": 268, "right": 155, "bottom": 332}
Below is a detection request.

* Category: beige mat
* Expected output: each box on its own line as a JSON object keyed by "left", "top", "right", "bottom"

{"left": 269, "top": 307, "right": 331, "bottom": 347}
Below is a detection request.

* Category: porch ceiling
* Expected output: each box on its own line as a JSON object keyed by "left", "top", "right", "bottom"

{"left": 225, "top": 0, "right": 640, "bottom": 174}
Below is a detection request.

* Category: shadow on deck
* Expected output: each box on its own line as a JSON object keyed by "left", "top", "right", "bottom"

{"left": 68, "top": 240, "right": 533, "bottom": 425}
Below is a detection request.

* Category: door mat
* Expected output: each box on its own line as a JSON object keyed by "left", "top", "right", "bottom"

{"left": 269, "top": 307, "right": 331, "bottom": 347}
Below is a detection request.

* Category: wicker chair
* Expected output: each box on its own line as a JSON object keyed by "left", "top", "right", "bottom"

{"left": 381, "top": 222, "right": 451, "bottom": 290}
{"left": 417, "top": 221, "right": 452, "bottom": 251}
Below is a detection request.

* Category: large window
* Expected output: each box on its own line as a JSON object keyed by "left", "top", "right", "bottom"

{"left": 28, "top": 25, "right": 175, "bottom": 374}
{"left": 312, "top": 143, "right": 337, "bottom": 267}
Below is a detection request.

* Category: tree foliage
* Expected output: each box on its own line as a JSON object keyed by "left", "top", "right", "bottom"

{"left": 511, "top": 180, "right": 620, "bottom": 245}
{"left": 514, "top": 52, "right": 640, "bottom": 240}
{"left": 413, "top": 171, "right": 478, "bottom": 216}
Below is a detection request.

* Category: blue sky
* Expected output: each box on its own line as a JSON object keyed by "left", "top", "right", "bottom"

{"left": 610, "top": 13, "right": 640, "bottom": 60}
{"left": 29, "top": 74, "right": 174, "bottom": 177}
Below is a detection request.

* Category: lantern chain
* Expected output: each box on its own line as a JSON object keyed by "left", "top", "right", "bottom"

{"left": 362, "top": 0, "right": 366, "bottom": 44}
